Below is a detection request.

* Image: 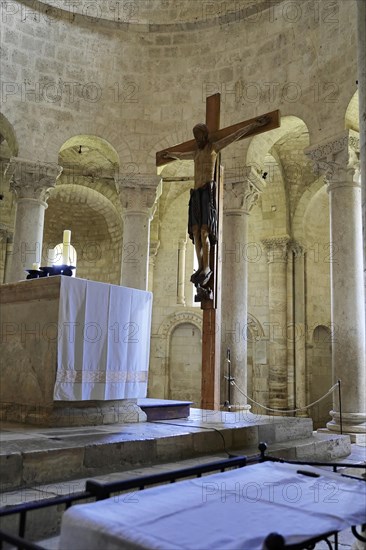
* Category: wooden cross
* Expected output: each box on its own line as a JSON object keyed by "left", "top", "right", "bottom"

{"left": 156, "top": 94, "right": 280, "bottom": 410}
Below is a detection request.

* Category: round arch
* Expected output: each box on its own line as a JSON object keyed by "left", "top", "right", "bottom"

{"left": 59, "top": 134, "right": 120, "bottom": 170}
{"left": 44, "top": 183, "right": 123, "bottom": 284}
{"left": 345, "top": 90, "right": 359, "bottom": 132}
{"left": 0, "top": 113, "right": 19, "bottom": 157}
{"left": 157, "top": 310, "right": 202, "bottom": 340}
{"left": 246, "top": 115, "right": 310, "bottom": 172}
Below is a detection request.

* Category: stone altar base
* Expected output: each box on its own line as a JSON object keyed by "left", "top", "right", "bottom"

{"left": 0, "top": 400, "right": 147, "bottom": 427}
{"left": 0, "top": 398, "right": 193, "bottom": 427}
{"left": 0, "top": 277, "right": 151, "bottom": 427}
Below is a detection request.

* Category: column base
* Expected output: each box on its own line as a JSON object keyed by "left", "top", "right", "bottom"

{"left": 322, "top": 410, "right": 366, "bottom": 443}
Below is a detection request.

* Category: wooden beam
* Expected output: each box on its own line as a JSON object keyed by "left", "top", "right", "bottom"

{"left": 210, "top": 109, "right": 280, "bottom": 143}
{"left": 206, "top": 93, "right": 221, "bottom": 134}
{"left": 200, "top": 165, "right": 223, "bottom": 411}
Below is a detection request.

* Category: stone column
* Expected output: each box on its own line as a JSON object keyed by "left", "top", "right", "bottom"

{"left": 291, "top": 241, "right": 307, "bottom": 416}
{"left": 0, "top": 225, "right": 8, "bottom": 283}
{"left": 357, "top": 0, "right": 366, "bottom": 300}
{"left": 177, "top": 238, "right": 187, "bottom": 306}
{"left": 286, "top": 242, "right": 294, "bottom": 410}
{"left": 6, "top": 158, "right": 62, "bottom": 282}
{"left": 117, "top": 175, "right": 161, "bottom": 291}
{"left": 306, "top": 131, "right": 366, "bottom": 441}
{"left": 148, "top": 240, "right": 160, "bottom": 293}
{"left": 3, "top": 233, "right": 13, "bottom": 284}
{"left": 148, "top": 210, "right": 160, "bottom": 293}
{"left": 262, "top": 236, "right": 290, "bottom": 410}
{"left": 221, "top": 168, "right": 264, "bottom": 408}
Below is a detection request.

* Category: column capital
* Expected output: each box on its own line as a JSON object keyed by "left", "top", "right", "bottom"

{"left": 304, "top": 130, "right": 360, "bottom": 190}
{"left": 224, "top": 166, "right": 264, "bottom": 214}
{"left": 116, "top": 174, "right": 162, "bottom": 217}
{"left": 288, "top": 239, "right": 305, "bottom": 259}
{"left": 262, "top": 235, "right": 291, "bottom": 263}
{"left": 6, "top": 158, "right": 63, "bottom": 204}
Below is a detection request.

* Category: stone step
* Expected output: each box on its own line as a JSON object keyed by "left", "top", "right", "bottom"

{"left": 137, "top": 398, "right": 192, "bottom": 421}
{"left": 0, "top": 433, "right": 354, "bottom": 548}
{"left": 1, "top": 410, "right": 318, "bottom": 491}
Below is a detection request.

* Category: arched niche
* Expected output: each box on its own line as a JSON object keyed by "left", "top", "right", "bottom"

{"left": 168, "top": 322, "right": 202, "bottom": 405}
{"left": 154, "top": 310, "right": 202, "bottom": 400}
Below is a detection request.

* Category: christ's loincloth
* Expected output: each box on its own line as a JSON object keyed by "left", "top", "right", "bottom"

{"left": 188, "top": 181, "right": 217, "bottom": 244}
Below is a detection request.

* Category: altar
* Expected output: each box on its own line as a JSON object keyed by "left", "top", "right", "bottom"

{"left": 0, "top": 276, "right": 153, "bottom": 426}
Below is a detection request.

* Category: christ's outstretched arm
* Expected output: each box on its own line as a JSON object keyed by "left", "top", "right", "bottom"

{"left": 213, "top": 116, "right": 270, "bottom": 152}
{"left": 158, "top": 150, "right": 195, "bottom": 163}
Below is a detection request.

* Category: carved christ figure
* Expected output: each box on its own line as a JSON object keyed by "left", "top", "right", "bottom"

{"left": 161, "top": 116, "right": 269, "bottom": 286}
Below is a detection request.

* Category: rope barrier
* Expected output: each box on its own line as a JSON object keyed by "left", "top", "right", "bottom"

{"left": 231, "top": 380, "right": 339, "bottom": 414}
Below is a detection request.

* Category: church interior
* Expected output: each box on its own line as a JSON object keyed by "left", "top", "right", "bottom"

{"left": 0, "top": 0, "right": 365, "bottom": 548}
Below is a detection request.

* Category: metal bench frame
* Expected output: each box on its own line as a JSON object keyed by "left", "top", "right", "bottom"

{"left": 1, "top": 443, "right": 365, "bottom": 550}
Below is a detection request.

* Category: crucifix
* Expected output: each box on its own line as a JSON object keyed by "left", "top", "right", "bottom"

{"left": 156, "top": 94, "right": 280, "bottom": 410}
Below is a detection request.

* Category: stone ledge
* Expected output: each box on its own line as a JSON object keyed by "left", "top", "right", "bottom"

{"left": 0, "top": 276, "right": 62, "bottom": 304}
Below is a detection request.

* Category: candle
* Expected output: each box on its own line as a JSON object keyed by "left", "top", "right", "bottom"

{"left": 62, "top": 244, "right": 70, "bottom": 266}
{"left": 62, "top": 230, "right": 71, "bottom": 265}
{"left": 32, "top": 262, "right": 40, "bottom": 270}
{"left": 47, "top": 249, "right": 56, "bottom": 267}
{"left": 63, "top": 230, "right": 71, "bottom": 245}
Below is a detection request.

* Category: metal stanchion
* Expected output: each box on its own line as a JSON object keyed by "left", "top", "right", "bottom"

{"left": 338, "top": 379, "right": 343, "bottom": 435}
{"left": 224, "top": 348, "right": 235, "bottom": 411}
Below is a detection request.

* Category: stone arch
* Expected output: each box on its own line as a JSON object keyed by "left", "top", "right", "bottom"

{"left": 157, "top": 310, "right": 202, "bottom": 339}
{"left": 247, "top": 312, "right": 265, "bottom": 340}
{"left": 246, "top": 115, "right": 310, "bottom": 173}
{"left": 44, "top": 184, "right": 123, "bottom": 284}
{"left": 59, "top": 134, "right": 120, "bottom": 171}
{"left": 345, "top": 90, "right": 359, "bottom": 132}
{"left": 157, "top": 162, "right": 193, "bottom": 222}
{"left": 36, "top": 0, "right": 288, "bottom": 27}
{"left": 0, "top": 113, "right": 19, "bottom": 158}
{"left": 45, "top": 126, "right": 131, "bottom": 171}
{"left": 56, "top": 133, "right": 122, "bottom": 211}
{"left": 246, "top": 115, "right": 313, "bottom": 237}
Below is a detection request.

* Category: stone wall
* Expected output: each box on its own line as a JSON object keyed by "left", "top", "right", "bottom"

{"left": 0, "top": 0, "right": 359, "bottom": 417}
{"left": 1, "top": 0, "right": 357, "bottom": 164}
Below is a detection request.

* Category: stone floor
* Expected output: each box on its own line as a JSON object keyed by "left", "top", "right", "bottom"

{"left": 0, "top": 408, "right": 364, "bottom": 549}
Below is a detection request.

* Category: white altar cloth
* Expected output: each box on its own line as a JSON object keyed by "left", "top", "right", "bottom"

{"left": 54, "top": 277, "right": 152, "bottom": 401}
{"left": 59, "top": 461, "right": 366, "bottom": 550}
